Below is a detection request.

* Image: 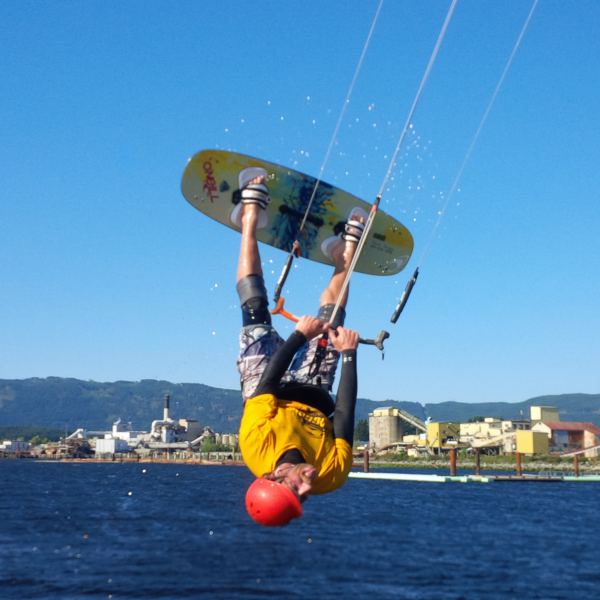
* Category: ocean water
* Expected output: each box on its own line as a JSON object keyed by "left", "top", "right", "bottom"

{"left": 0, "top": 461, "right": 598, "bottom": 599}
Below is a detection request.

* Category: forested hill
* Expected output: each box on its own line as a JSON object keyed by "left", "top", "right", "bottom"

{"left": 1, "top": 378, "right": 599, "bottom": 433}
{"left": 424, "top": 394, "right": 600, "bottom": 425}
{"left": 0, "top": 378, "right": 241, "bottom": 433}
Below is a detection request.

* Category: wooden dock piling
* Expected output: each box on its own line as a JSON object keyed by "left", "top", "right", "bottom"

{"left": 449, "top": 448, "right": 457, "bottom": 476}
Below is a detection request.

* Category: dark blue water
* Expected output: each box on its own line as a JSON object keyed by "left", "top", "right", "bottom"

{"left": 1, "top": 461, "right": 598, "bottom": 599}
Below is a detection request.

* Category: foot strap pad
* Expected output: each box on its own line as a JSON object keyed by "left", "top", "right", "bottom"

{"left": 343, "top": 217, "right": 365, "bottom": 243}
{"left": 241, "top": 183, "right": 270, "bottom": 209}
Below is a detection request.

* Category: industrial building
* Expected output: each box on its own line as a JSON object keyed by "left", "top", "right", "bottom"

{"left": 95, "top": 437, "right": 129, "bottom": 455}
{"left": 532, "top": 421, "right": 600, "bottom": 458}
{"left": 0, "top": 440, "right": 30, "bottom": 454}
{"left": 530, "top": 406, "right": 560, "bottom": 424}
{"left": 367, "top": 404, "right": 599, "bottom": 457}
{"left": 66, "top": 394, "right": 239, "bottom": 457}
{"left": 515, "top": 430, "right": 550, "bottom": 455}
{"left": 368, "top": 407, "right": 426, "bottom": 452}
{"left": 427, "top": 422, "right": 460, "bottom": 452}
{"left": 460, "top": 418, "right": 531, "bottom": 454}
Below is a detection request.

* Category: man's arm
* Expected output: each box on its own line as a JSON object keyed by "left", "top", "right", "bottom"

{"left": 253, "top": 316, "right": 327, "bottom": 397}
{"left": 330, "top": 327, "right": 359, "bottom": 445}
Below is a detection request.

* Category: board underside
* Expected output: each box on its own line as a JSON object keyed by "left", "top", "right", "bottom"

{"left": 181, "top": 149, "right": 413, "bottom": 276}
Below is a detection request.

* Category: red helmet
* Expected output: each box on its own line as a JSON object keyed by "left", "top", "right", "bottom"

{"left": 245, "top": 477, "right": 303, "bottom": 526}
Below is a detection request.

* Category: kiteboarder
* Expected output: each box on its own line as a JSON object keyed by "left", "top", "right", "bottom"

{"left": 234, "top": 167, "right": 365, "bottom": 526}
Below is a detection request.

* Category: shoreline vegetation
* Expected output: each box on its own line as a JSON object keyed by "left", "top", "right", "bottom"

{"left": 364, "top": 452, "right": 600, "bottom": 474}
{"left": 2, "top": 453, "right": 598, "bottom": 474}
{"left": 367, "top": 459, "right": 600, "bottom": 474}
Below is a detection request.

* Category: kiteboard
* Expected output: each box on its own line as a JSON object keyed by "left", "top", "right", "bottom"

{"left": 181, "top": 149, "right": 413, "bottom": 276}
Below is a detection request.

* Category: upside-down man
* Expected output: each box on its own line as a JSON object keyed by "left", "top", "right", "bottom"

{"left": 233, "top": 167, "right": 366, "bottom": 526}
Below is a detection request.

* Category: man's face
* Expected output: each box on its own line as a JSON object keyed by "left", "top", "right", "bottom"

{"left": 270, "top": 462, "right": 317, "bottom": 500}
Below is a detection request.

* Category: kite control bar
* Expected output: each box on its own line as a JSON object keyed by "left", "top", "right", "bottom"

{"left": 272, "top": 297, "right": 390, "bottom": 358}
{"left": 272, "top": 262, "right": 418, "bottom": 358}
{"left": 359, "top": 329, "right": 390, "bottom": 353}
{"left": 271, "top": 297, "right": 300, "bottom": 323}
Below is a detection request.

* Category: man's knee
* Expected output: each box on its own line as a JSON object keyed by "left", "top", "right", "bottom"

{"left": 238, "top": 274, "right": 271, "bottom": 326}
{"left": 237, "top": 274, "right": 267, "bottom": 305}
{"left": 318, "top": 303, "right": 345, "bottom": 329}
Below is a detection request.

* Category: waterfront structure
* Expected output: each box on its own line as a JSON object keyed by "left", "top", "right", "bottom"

{"left": 107, "top": 419, "right": 147, "bottom": 444}
{"left": 368, "top": 407, "right": 426, "bottom": 450}
{"left": 217, "top": 433, "right": 239, "bottom": 448}
{"left": 367, "top": 404, "right": 572, "bottom": 457}
{"left": 35, "top": 438, "right": 92, "bottom": 458}
{"left": 147, "top": 396, "right": 203, "bottom": 445}
{"left": 63, "top": 394, "right": 239, "bottom": 456}
{"left": 66, "top": 419, "right": 146, "bottom": 445}
{"left": 53, "top": 397, "right": 594, "bottom": 460}
{"left": 0, "top": 440, "right": 30, "bottom": 454}
{"left": 460, "top": 418, "right": 530, "bottom": 454}
{"left": 426, "top": 422, "right": 460, "bottom": 452}
{"left": 515, "top": 430, "right": 550, "bottom": 455}
{"left": 369, "top": 408, "right": 404, "bottom": 449}
{"left": 530, "top": 406, "right": 560, "bottom": 423}
{"left": 531, "top": 421, "right": 600, "bottom": 458}
{"left": 95, "top": 438, "right": 129, "bottom": 456}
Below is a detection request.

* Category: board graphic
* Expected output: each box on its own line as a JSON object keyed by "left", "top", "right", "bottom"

{"left": 181, "top": 149, "right": 413, "bottom": 276}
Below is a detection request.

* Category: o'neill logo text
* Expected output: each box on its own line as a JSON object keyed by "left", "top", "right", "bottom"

{"left": 202, "top": 161, "right": 219, "bottom": 202}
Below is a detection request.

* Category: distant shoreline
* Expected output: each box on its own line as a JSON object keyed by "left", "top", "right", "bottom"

{"left": 3, "top": 454, "right": 599, "bottom": 475}
{"left": 0, "top": 455, "right": 245, "bottom": 467}
{"left": 366, "top": 459, "right": 600, "bottom": 474}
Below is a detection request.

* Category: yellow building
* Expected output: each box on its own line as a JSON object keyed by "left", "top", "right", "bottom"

{"left": 516, "top": 430, "right": 549, "bottom": 455}
{"left": 460, "top": 418, "right": 530, "bottom": 454}
{"left": 427, "top": 422, "right": 460, "bottom": 449}
{"left": 530, "top": 406, "right": 560, "bottom": 424}
{"left": 460, "top": 418, "right": 502, "bottom": 439}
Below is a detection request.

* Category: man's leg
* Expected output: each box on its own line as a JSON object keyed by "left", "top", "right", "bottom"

{"left": 286, "top": 208, "right": 366, "bottom": 389}
{"left": 235, "top": 177, "right": 284, "bottom": 400}
{"left": 237, "top": 202, "right": 263, "bottom": 285}
{"left": 236, "top": 180, "right": 271, "bottom": 328}
{"left": 319, "top": 231, "right": 358, "bottom": 317}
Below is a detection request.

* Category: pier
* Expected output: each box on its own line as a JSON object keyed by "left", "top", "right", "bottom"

{"left": 351, "top": 447, "right": 600, "bottom": 483}
{"left": 350, "top": 471, "right": 600, "bottom": 483}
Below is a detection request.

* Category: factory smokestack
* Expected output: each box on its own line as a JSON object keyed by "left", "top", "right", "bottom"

{"left": 163, "top": 394, "right": 171, "bottom": 421}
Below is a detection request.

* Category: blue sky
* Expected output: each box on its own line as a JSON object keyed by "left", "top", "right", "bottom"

{"left": 2, "top": 1, "right": 599, "bottom": 407}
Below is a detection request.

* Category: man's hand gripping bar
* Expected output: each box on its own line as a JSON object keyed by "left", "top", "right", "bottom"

{"left": 271, "top": 298, "right": 390, "bottom": 357}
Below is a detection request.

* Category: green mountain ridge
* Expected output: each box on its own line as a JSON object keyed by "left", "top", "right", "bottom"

{"left": 1, "top": 378, "right": 599, "bottom": 433}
